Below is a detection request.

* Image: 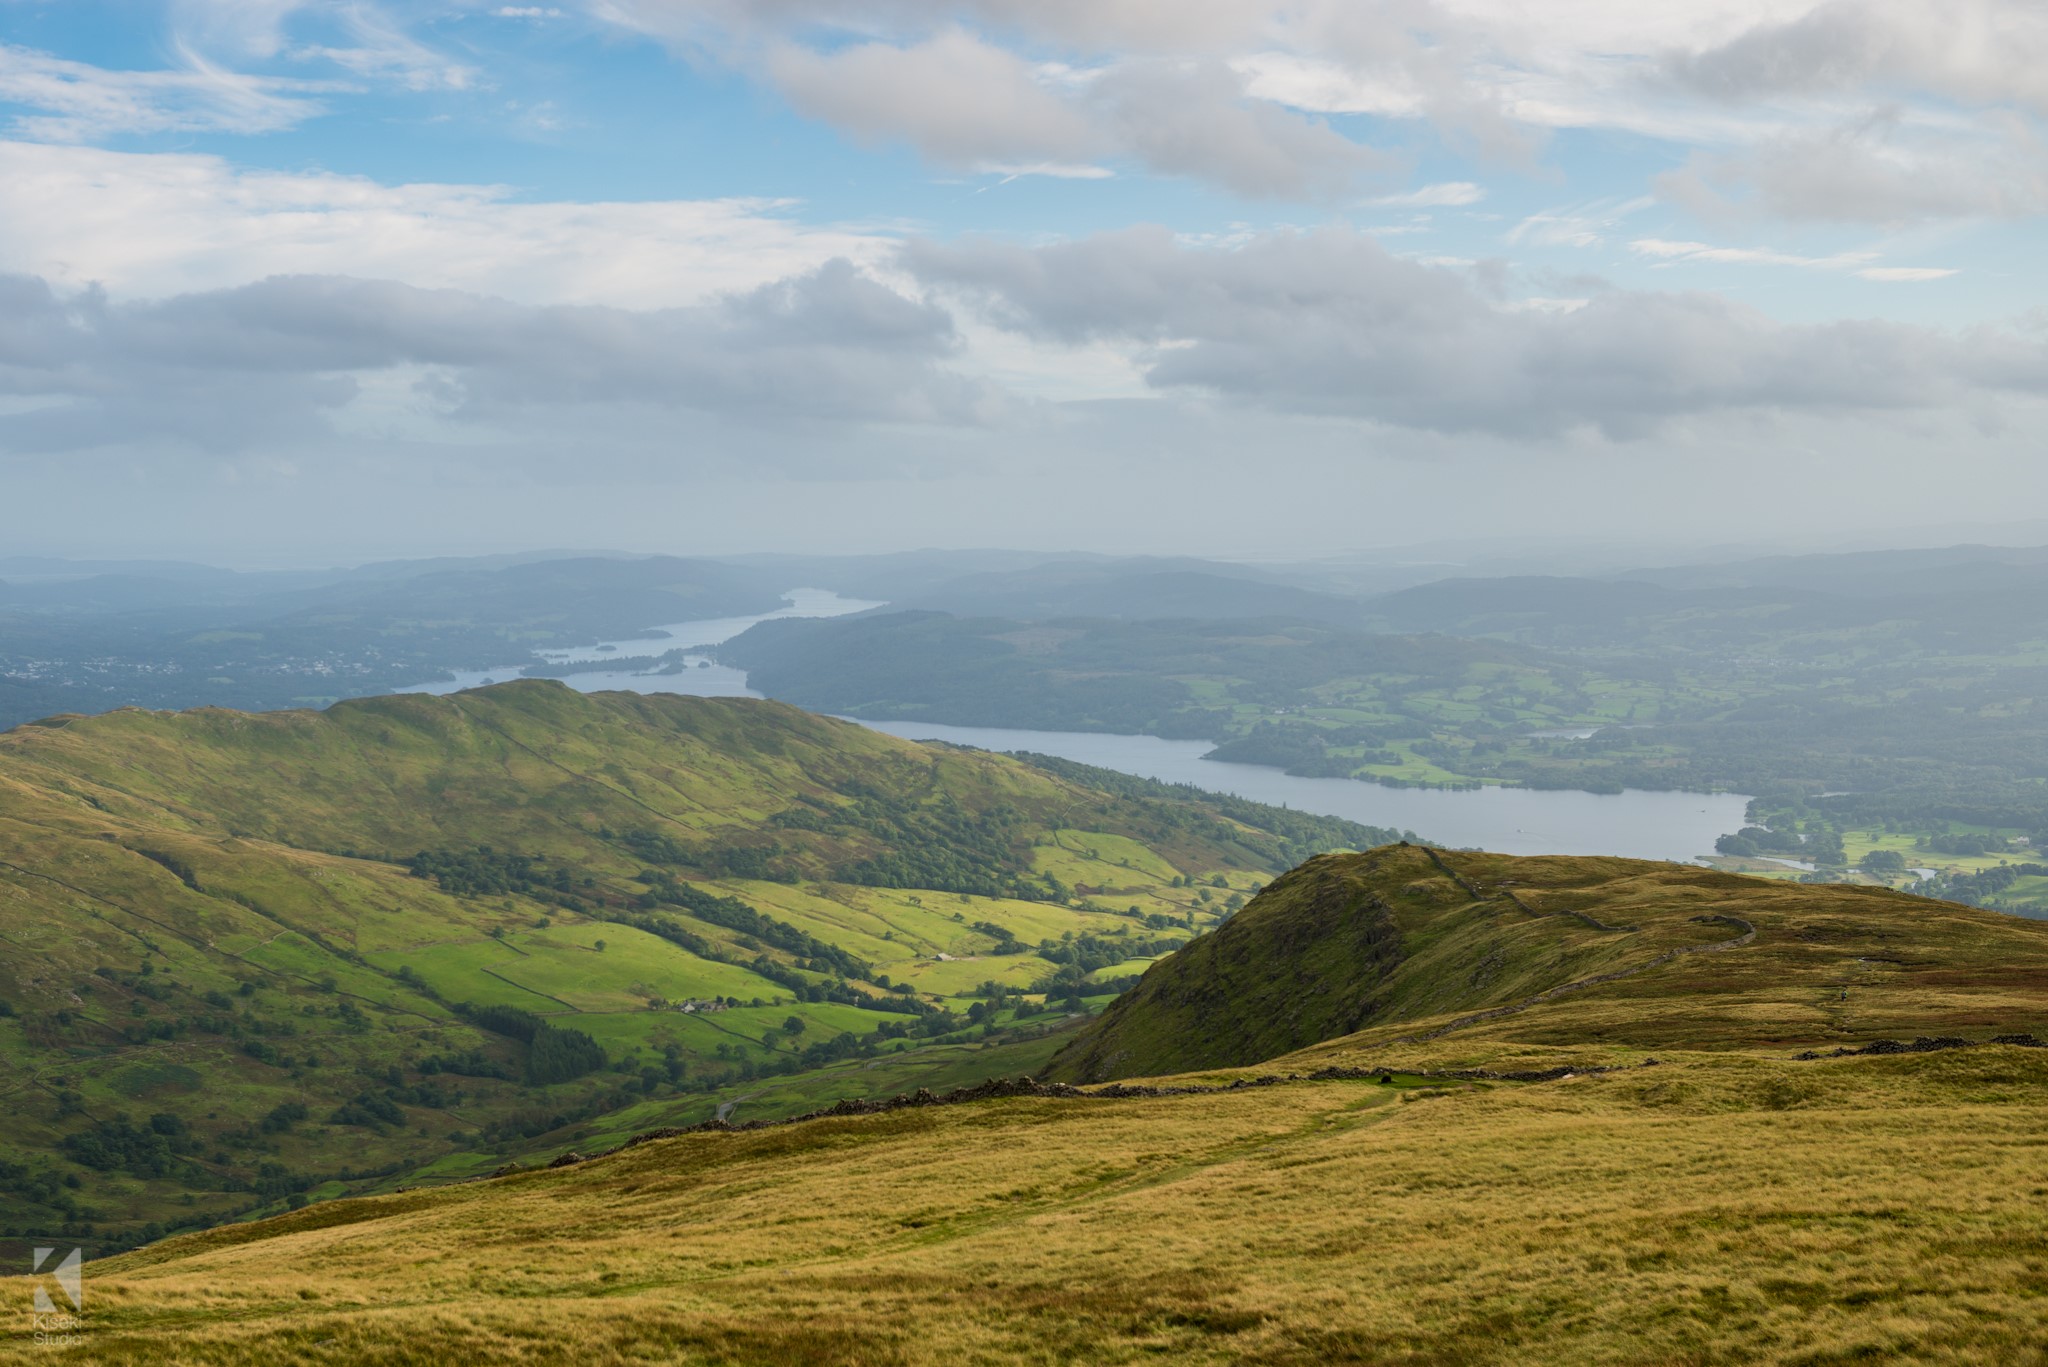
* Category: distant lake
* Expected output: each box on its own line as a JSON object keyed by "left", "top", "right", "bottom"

{"left": 396, "top": 587, "right": 882, "bottom": 699}
{"left": 853, "top": 720, "right": 1747, "bottom": 864}
{"left": 402, "top": 592, "right": 1748, "bottom": 863}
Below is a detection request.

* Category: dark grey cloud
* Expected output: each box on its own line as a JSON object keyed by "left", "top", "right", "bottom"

{"left": 0, "top": 261, "right": 997, "bottom": 456}
{"left": 907, "top": 225, "right": 2048, "bottom": 437}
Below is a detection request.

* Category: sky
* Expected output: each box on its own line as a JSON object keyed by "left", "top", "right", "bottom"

{"left": 0, "top": 0, "right": 2044, "bottom": 566}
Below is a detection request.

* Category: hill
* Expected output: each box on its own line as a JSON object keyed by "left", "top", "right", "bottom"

{"left": 721, "top": 609, "right": 1510, "bottom": 743}
{"left": 0, "top": 682, "right": 1397, "bottom": 1256}
{"left": 34, "top": 849, "right": 2048, "bottom": 1364}
{"left": 1049, "top": 844, "right": 2048, "bottom": 1081}
{"left": 899, "top": 563, "right": 1369, "bottom": 625}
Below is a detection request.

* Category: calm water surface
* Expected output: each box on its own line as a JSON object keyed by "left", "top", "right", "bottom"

{"left": 397, "top": 588, "right": 881, "bottom": 699}
{"left": 854, "top": 719, "right": 1747, "bottom": 863}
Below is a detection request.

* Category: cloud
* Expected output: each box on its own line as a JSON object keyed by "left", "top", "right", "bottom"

{"left": 1629, "top": 238, "right": 1874, "bottom": 270}
{"left": 906, "top": 224, "right": 2048, "bottom": 437}
{"left": 291, "top": 4, "right": 481, "bottom": 93}
{"left": 0, "top": 141, "right": 897, "bottom": 307}
{"left": 1368, "top": 181, "right": 1485, "bottom": 208}
{"left": 0, "top": 262, "right": 1000, "bottom": 460}
{"left": 767, "top": 30, "right": 1388, "bottom": 198}
{"left": 1857, "top": 266, "right": 1958, "bottom": 282}
{"left": 768, "top": 29, "right": 1096, "bottom": 168}
{"left": 1506, "top": 198, "right": 1652, "bottom": 249}
{"left": 976, "top": 161, "right": 1114, "bottom": 181}
{"left": 0, "top": 5, "right": 486, "bottom": 144}
{"left": 1095, "top": 60, "right": 1389, "bottom": 199}
{"left": 1630, "top": 236, "right": 1958, "bottom": 279}
{"left": 590, "top": 1, "right": 2048, "bottom": 223}
{"left": 1656, "top": 109, "right": 2048, "bottom": 225}
{"left": 1663, "top": 0, "right": 2048, "bottom": 114}
{"left": 0, "top": 42, "right": 336, "bottom": 140}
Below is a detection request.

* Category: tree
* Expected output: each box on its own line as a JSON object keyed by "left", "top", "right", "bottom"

{"left": 1806, "top": 830, "right": 1847, "bottom": 867}
{"left": 783, "top": 1015, "right": 806, "bottom": 1036}
{"left": 1860, "top": 849, "right": 1908, "bottom": 877}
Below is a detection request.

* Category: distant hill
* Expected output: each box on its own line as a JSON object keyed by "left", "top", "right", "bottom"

{"left": 1621, "top": 542, "right": 2048, "bottom": 597}
{"left": 0, "top": 681, "right": 1395, "bottom": 1255}
{"left": 1047, "top": 844, "right": 2048, "bottom": 1081}
{"left": 721, "top": 610, "right": 1510, "bottom": 739}
{"left": 901, "top": 563, "right": 1368, "bottom": 625}
{"left": 1358, "top": 575, "right": 1685, "bottom": 635}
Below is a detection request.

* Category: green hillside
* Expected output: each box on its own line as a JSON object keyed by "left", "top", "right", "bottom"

{"left": 33, "top": 852, "right": 2048, "bottom": 1365}
{"left": 0, "top": 682, "right": 1393, "bottom": 1257}
{"left": 1048, "top": 843, "right": 2048, "bottom": 1082}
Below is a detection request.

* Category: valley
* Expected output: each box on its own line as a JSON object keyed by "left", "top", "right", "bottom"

{"left": 0, "top": 682, "right": 1391, "bottom": 1258}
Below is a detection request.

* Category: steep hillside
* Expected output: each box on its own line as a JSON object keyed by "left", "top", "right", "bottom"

{"left": 0, "top": 682, "right": 1394, "bottom": 1255}
{"left": 1049, "top": 844, "right": 2048, "bottom": 1081}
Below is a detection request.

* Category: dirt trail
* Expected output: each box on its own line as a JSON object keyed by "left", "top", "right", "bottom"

{"left": 715, "top": 1089, "right": 765, "bottom": 1123}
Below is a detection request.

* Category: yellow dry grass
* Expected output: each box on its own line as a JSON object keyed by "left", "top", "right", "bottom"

{"left": 15, "top": 1046, "right": 2048, "bottom": 1365}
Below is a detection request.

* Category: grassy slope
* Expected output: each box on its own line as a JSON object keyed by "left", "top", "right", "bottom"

{"left": 36, "top": 1051, "right": 2048, "bottom": 1364}
{"left": 1049, "top": 844, "right": 2048, "bottom": 1082}
{"left": 0, "top": 682, "right": 1356, "bottom": 1250}
{"left": 24, "top": 852, "right": 2048, "bottom": 1364}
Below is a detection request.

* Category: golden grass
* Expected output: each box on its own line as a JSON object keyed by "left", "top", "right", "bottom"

{"left": 18, "top": 1046, "right": 2048, "bottom": 1365}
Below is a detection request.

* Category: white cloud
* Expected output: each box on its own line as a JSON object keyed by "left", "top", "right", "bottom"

{"left": 0, "top": 5, "right": 488, "bottom": 145}
{"left": 1858, "top": 266, "right": 1959, "bottom": 282}
{"left": 767, "top": 31, "right": 1389, "bottom": 198}
{"left": 1369, "top": 181, "right": 1485, "bottom": 207}
{"left": 1657, "top": 110, "right": 2048, "bottom": 225}
{"left": 0, "top": 141, "right": 897, "bottom": 307}
{"left": 1630, "top": 236, "right": 1959, "bottom": 280}
{"left": 1629, "top": 238, "right": 1876, "bottom": 270}
{"left": 589, "top": 0, "right": 2048, "bottom": 222}
{"left": 292, "top": 5, "right": 481, "bottom": 93}
{"left": 768, "top": 30, "right": 1097, "bottom": 168}
{"left": 1506, "top": 197, "right": 1652, "bottom": 249}
{"left": 975, "top": 161, "right": 1115, "bottom": 181}
{"left": 0, "top": 42, "right": 336, "bottom": 141}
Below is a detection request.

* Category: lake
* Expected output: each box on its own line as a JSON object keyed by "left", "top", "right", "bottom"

{"left": 854, "top": 720, "right": 1746, "bottom": 863}
{"left": 399, "top": 592, "right": 1748, "bottom": 863}
{"left": 396, "top": 587, "right": 884, "bottom": 699}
